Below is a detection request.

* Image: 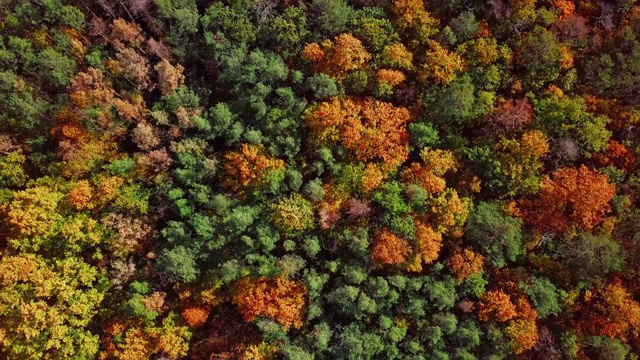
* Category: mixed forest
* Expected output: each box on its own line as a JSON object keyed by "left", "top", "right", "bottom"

{"left": 3, "top": 0, "right": 640, "bottom": 359}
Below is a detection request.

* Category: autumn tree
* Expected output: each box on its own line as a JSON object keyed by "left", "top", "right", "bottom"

{"left": 269, "top": 193, "right": 315, "bottom": 234}
{"left": 222, "top": 144, "right": 285, "bottom": 195}
{"left": 521, "top": 166, "right": 616, "bottom": 233}
{"left": 302, "top": 33, "right": 371, "bottom": 81}
{"left": 391, "top": 0, "right": 440, "bottom": 47}
{"left": 0, "top": 254, "right": 106, "bottom": 359}
{"left": 232, "top": 276, "right": 308, "bottom": 329}
{"left": 578, "top": 280, "right": 640, "bottom": 341}
{"left": 305, "top": 97, "right": 412, "bottom": 170}
{"left": 479, "top": 289, "right": 517, "bottom": 322}
{"left": 484, "top": 98, "right": 534, "bottom": 135}
{"left": 401, "top": 147, "right": 457, "bottom": 195}
{"left": 371, "top": 229, "right": 412, "bottom": 267}
{"left": 448, "top": 248, "right": 485, "bottom": 284}
{"left": 417, "top": 40, "right": 464, "bottom": 86}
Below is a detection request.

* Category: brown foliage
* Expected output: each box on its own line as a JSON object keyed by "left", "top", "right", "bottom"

{"left": 346, "top": 198, "right": 371, "bottom": 220}
{"left": 111, "top": 18, "right": 144, "bottom": 47}
{"left": 232, "top": 276, "right": 308, "bottom": 329}
{"left": 155, "top": 59, "right": 185, "bottom": 95}
{"left": 521, "top": 166, "right": 616, "bottom": 233}
{"left": 188, "top": 306, "right": 261, "bottom": 360}
{"left": 0, "top": 134, "right": 18, "bottom": 154}
{"left": 102, "top": 213, "right": 153, "bottom": 258}
{"left": 484, "top": 98, "right": 534, "bottom": 135}
{"left": 115, "top": 47, "right": 153, "bottom": 90}
{"left": 132, "top": 121, "right": 161, "bottom": 151}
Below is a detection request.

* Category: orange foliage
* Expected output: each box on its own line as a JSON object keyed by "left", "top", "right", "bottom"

{"left": 594, "top": 140, "right": 635, "bottom": 171}
{"left": 521, "top": 166, "right": 616, "bottom": 233}
{"left": 362, "top": 163, "right": 384, "bottom": 192}
{"left": 222, "top": 144, "right": 285, "bottom": 194}
{"left": 448, "top": 248, "right": 485, "bottom": 284}
{"left": 479, "top": 290, "right": 518, "bottom": 322}
{"left": 552, "top": 0, "right": 575, "bottom": 18}
{"left": 301, "top": 43, "right": 325, "bottom": 63}
{"left": 559, "top": 45, "right": 574, "bottom": 70}
{"left": 401, "top": 147, "right": 457, "bottom": 195}
{"left": 578, "top": 281, "right": 640, "bottom": 341}
{"left": 232, "top": 276, "right": 307, "bottom": 329}
{"left": 182, "top": 306, "right": 210, "bottom": 327}
{"left": 302, "top": 34, "right": 371, "bottom": 80}
{"left": 306, "top": 97, "right": 412, "bottom": 170}
{"left": 67, "top": 180, "right": 95, "bottom": 210}
{"left": 371, "top": 229, "right": 412, "bottom": 267}
{"left": 377, "top": 68, "right": 406, "bottom": 87}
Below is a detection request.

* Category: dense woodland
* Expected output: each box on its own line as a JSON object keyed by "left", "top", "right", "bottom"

{"left": 3, "top": 0, "right": 640, "bottom": 359}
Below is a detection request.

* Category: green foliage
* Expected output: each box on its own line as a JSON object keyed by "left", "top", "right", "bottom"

{"left": 465, "top": 202, "right": 522, "bottom": 268}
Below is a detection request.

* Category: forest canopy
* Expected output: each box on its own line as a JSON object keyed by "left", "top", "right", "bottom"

{"left": 2, "top": 0, "right": 640, "bottom": 359}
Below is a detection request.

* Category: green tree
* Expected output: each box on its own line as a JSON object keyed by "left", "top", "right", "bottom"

{"left": 465, "top": 202, "right": 522, "bottom": 268}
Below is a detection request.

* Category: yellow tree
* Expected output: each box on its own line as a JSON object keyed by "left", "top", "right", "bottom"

{"left": 418, "top": 40, "right": 464, "bottom": 86}
{"left": 0, "top": 254, "right": 106, "bottom": 360}
{"left": 392, "top": 0, "right": 440, "bottom": 46}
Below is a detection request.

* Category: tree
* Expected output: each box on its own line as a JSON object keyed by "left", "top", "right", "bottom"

{"left": 479, "top": 290, "right": 517, "bottom": 322}
{"left": 157, "top": 246, "right": 199, "bottom": 283}
{"left": 309, "top": 0, "right": 353, "bottom": 35}
{"left": 371, "top": 229, "right": 411, "bottom": 267}
{"left": 448, "top": 248, "right": 485, "bottom": 284}
{"left": 155, "top": 59, "right": 185, "bottom": 95}
{"left": 484, "top": 98, "right": 534, "bottom": 134}
{"left": 557, "top": 233, "right": 623, "bottom": 281}
{"left": 465, "top": 202, "right": 522, "bottom": 268}
{"left": 305, "top": 97, "right": 412, "bottom": 170}
{"left": 521, "top": 166, "right": 616, "bottom": 233}
{"left": 232, "top": 276, "right": 308, "bottom": 329}
{"left": 302, "top": 34, "right": 371, "bottom": 81}
{"left": 391, "top": 0, "right": 440, "bottom": 47}
{"left": 222, "top": 144, "right": 285, "bottom": 195}
{"left": 418, "top": 40, "right": 464, "bottom": 86}
{"left": 0, "top": 254, "right": 106, "bottom": 360}
{"left": 521, "top": 277, "right": 561, "bottom": 319}
{"left": 269, "top": 194, "right": 315, "bottom": 234}
{"left": 401, "top": 147, "right": 457, "bottom": 195}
